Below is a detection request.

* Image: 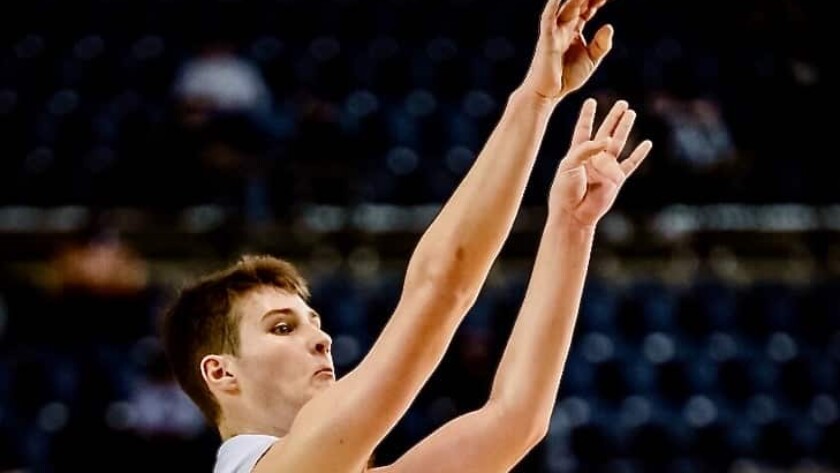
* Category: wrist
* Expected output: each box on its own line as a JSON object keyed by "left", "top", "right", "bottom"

{"left": 545, "top": 209, "right": 598, "bottom": 235}
{"left": 509, "top": 87, "right": 561, "bottom": 114}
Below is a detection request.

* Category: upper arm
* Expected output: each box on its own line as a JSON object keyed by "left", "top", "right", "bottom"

{"left": 254, "top": 280, "right": 476, "bottom": 473}
{"left": 374, "top": 404, "right": 541, "bottom": 473}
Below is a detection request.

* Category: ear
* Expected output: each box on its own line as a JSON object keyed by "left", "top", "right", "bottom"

{"left": 200, "top": 354, "right": 239, "bottom": 394}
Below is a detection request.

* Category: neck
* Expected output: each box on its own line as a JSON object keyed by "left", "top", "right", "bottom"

{"left": 218, "top": 401, "right": 296, "bottom": 440}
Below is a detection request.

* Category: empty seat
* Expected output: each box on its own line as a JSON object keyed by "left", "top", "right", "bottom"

{"left": 568, "top": 422, "right": 620, "bottom": 468}
{"left": 735, "top": 281, "right": 800, "bottom": 340}
{"left": 753, "top": 418, "right": 806, "bottom": 467}
{"left": 717, "top": 354, "right": 776, "bottom": 407}
{"left": 653, "top": 356, "right": 715, "bottom": 408}
{"left": 687, "top": 420, "right": 738, "bottom": 470}
{"left": 622, "top": 420, "right": 686, "bottom": 470}
{"left": 578, "top": 277, "right": 621, "bottom": 334}
{"left": 815, "top": 420, "right": 840, "bottom": 466}
{"left": 676, "top": 277, "right": 738, "bottom": 341}
{"left": 616, "top": 279, "right": 679, "bottom": 342}
{"left": 0, "top": 426, "right": 25, "bottom": 471}
{"left": 798, "top": 278, "right": 840, "bottom": 347}
{"left": 775, "top": 353, "right": 820, "bottom": 409}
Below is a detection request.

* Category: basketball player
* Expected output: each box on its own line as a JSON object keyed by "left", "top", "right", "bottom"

{"left": 161, "top": 0, "right": 651, "bottom": 471}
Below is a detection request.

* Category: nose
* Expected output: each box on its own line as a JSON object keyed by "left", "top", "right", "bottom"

{"left": 313, "top": 329, "right": 332, "bottom": 356}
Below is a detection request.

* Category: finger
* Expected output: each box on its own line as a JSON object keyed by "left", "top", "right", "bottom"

{"left": 619, "top": 139, "right": 653, "bottom": 177}
{"left": 594, "top": 97, "right": 628, "bottom": 140}
{"left": 558, "top": 0, "right": 587, "bottom": 23}
{"left": 607, "top": 108, "right": 637, "bottom": 157}
{"left": 574, "top": 12, "right": 592, "bottom": 36}
{"left": 571, "top": 98, "right": 598, "bottom": 147}
{"left": 575, "top": 14, "right": 587, "bottom": 38}
{"left": 543, "top": 0, "right": 563, "bottom": 18}
{"left": 583, "top": 0, "right": 609, "bottom": 21}
{"left": 541, "top": 0, "right": 564, "bottom": 32}
{"left": 586, "top": 24, "right": 613, "bottom": 65}
{"left": 582, "top": 6, "right": 598, "bottom": 23}
{"left": 562, "top": 137, "right": 610, "bottom": 168}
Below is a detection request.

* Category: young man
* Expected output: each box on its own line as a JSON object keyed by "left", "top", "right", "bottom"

{"left": 161, "top": 0, "right": 651, "bottom": 471}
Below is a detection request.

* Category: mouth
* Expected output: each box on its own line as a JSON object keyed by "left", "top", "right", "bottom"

{"left": 315, "top": 367, "right": 335, "bottom": 377}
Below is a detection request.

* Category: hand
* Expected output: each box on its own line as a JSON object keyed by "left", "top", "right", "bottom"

{"left": 521, "top": 0, "right": 614, "bottom": 102}
{"left": 549, "top": 98, "right": 652, "bottom": 227}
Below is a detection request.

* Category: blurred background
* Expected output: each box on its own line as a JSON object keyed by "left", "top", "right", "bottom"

{"left": 0, "top": 0, "right": 834, "bottom": 471}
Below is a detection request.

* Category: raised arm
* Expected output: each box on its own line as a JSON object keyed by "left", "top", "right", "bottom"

{"left": 400, "top": 0, "right": 614, "bottom": 299}
{"left": 255, "top": 0, "right": 616, "bottom": 471}
{"left": 374, "top": 98, "right": 652, "bottom": 473}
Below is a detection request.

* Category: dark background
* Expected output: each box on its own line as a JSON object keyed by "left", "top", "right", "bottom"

{"left": 0, "top": 0, "right": 835, "bottom": 472}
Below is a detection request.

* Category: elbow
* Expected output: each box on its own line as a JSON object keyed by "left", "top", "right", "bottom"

{"left": 489, "top": 400, "right": 552, "bottom": 452}
{"left": 526, "top": 416, "right": 552, "bottom": 449}
{"left": 510, "top": 408, "right": 551, "bottom": 450}
{"left": 404, "top": 253, "right": 479, "bottom": 311}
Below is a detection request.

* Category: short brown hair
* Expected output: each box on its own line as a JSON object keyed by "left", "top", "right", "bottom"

{"left": 160, "top": 254, "right": 310, "bottom": 426}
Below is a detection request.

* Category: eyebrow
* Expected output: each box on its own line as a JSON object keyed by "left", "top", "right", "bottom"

{"left": 260, "top": 307, "right": 322, "bottom": 323}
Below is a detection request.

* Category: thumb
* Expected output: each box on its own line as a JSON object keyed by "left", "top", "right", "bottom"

{"left": 587, "top": 24, "right": 614, "bottom": 64}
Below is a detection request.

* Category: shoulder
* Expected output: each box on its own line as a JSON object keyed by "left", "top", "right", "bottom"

{"left": 214, "top": 434, "right": 280, "bottom": 473}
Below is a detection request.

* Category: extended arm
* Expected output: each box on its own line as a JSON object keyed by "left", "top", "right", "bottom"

{"left": 374, "top": 98, "right": 652, "bottom": 473}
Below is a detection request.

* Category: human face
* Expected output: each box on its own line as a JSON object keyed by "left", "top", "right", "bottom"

{"left": 231, "top": 287, "right": 335, "bottom": 417}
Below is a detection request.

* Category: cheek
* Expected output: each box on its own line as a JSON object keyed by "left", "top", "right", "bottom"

{"left": 241, "top": 339, "right": 303, "bottom": 381}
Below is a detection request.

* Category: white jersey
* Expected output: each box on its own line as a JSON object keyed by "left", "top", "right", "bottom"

{"left": 213, "top": 434, "right": 279, "bottom": 473}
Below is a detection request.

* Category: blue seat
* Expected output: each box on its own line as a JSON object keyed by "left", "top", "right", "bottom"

{"left": 568, "top": 422, "right": 620, "bottom": 466}
{"left": 736, "top": 281, "right": 800, "bottom": 340}
{"left": 798, "top": 279, "right": 840, "bottom": 347}
{"left": 0, "top": 426, "right": 24, "bottom": 470}
{"left": 688, "top": 420, "right": 739, "bottom": 470}
{"left": 558, "top": 355, "right": 595, "bottom": 397}
{"left": 653, "top": 358, "right": 708, "bottom": 408}
{"left": 775, "top": 354, "right": 820, "bottom": 409}
{"left": 815, "top": 420, "right": 840, "bottom": 466}
{"left": 578, "top": 277, "right": 621, "bottom": 334}
{"left": 753, "top": 418, "right": 806, "bottom": 466}
{"left": 360, "top": 37, "right": 414, "bottom": 97}
{"left": 472, "top": 36, "right": 528, "bottom": 96}
{"left": 632, "top": 279, "right": 680, "bottom": 333}
{"left": 616, "top": 279, "right": 679, "bottom": 342}
{"left": 716, "top": 354, "right": 773, "bottom": 407}
{"left": 364, "top": 271, "right": 403, "bottom": 334}
{"left": 676, "top": 278, "right": 738, "bottom": 341}
{"left": 622, "top": 420, "right": 687, "bottom": 470}
{"left": 593, "top": 358, "right": 635, "bottom": 406}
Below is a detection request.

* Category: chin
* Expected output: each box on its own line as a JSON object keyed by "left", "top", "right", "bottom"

{"left": 303, "top": 382, "right": 334, "bottom": 404}
{"left": 312, "top": 378, "right": 336, "bottom": 392}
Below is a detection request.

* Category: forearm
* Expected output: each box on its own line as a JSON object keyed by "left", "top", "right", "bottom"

{"left": 405, "top": 89, "right": 557, "bottom": 296}
{"left": 488, "top": 211, "right": 595, "bottom": 437}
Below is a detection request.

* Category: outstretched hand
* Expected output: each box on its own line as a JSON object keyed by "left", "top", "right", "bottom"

{"left": 549, "top": 98, "right": 652, "bottom": 227}
{"left": 521, "top": 0, "right": 614, "bottom": 102}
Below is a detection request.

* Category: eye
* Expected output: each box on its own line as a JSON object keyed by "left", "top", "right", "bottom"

{"left": 271, "top": 323, "right": 294, "bottom": 335}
